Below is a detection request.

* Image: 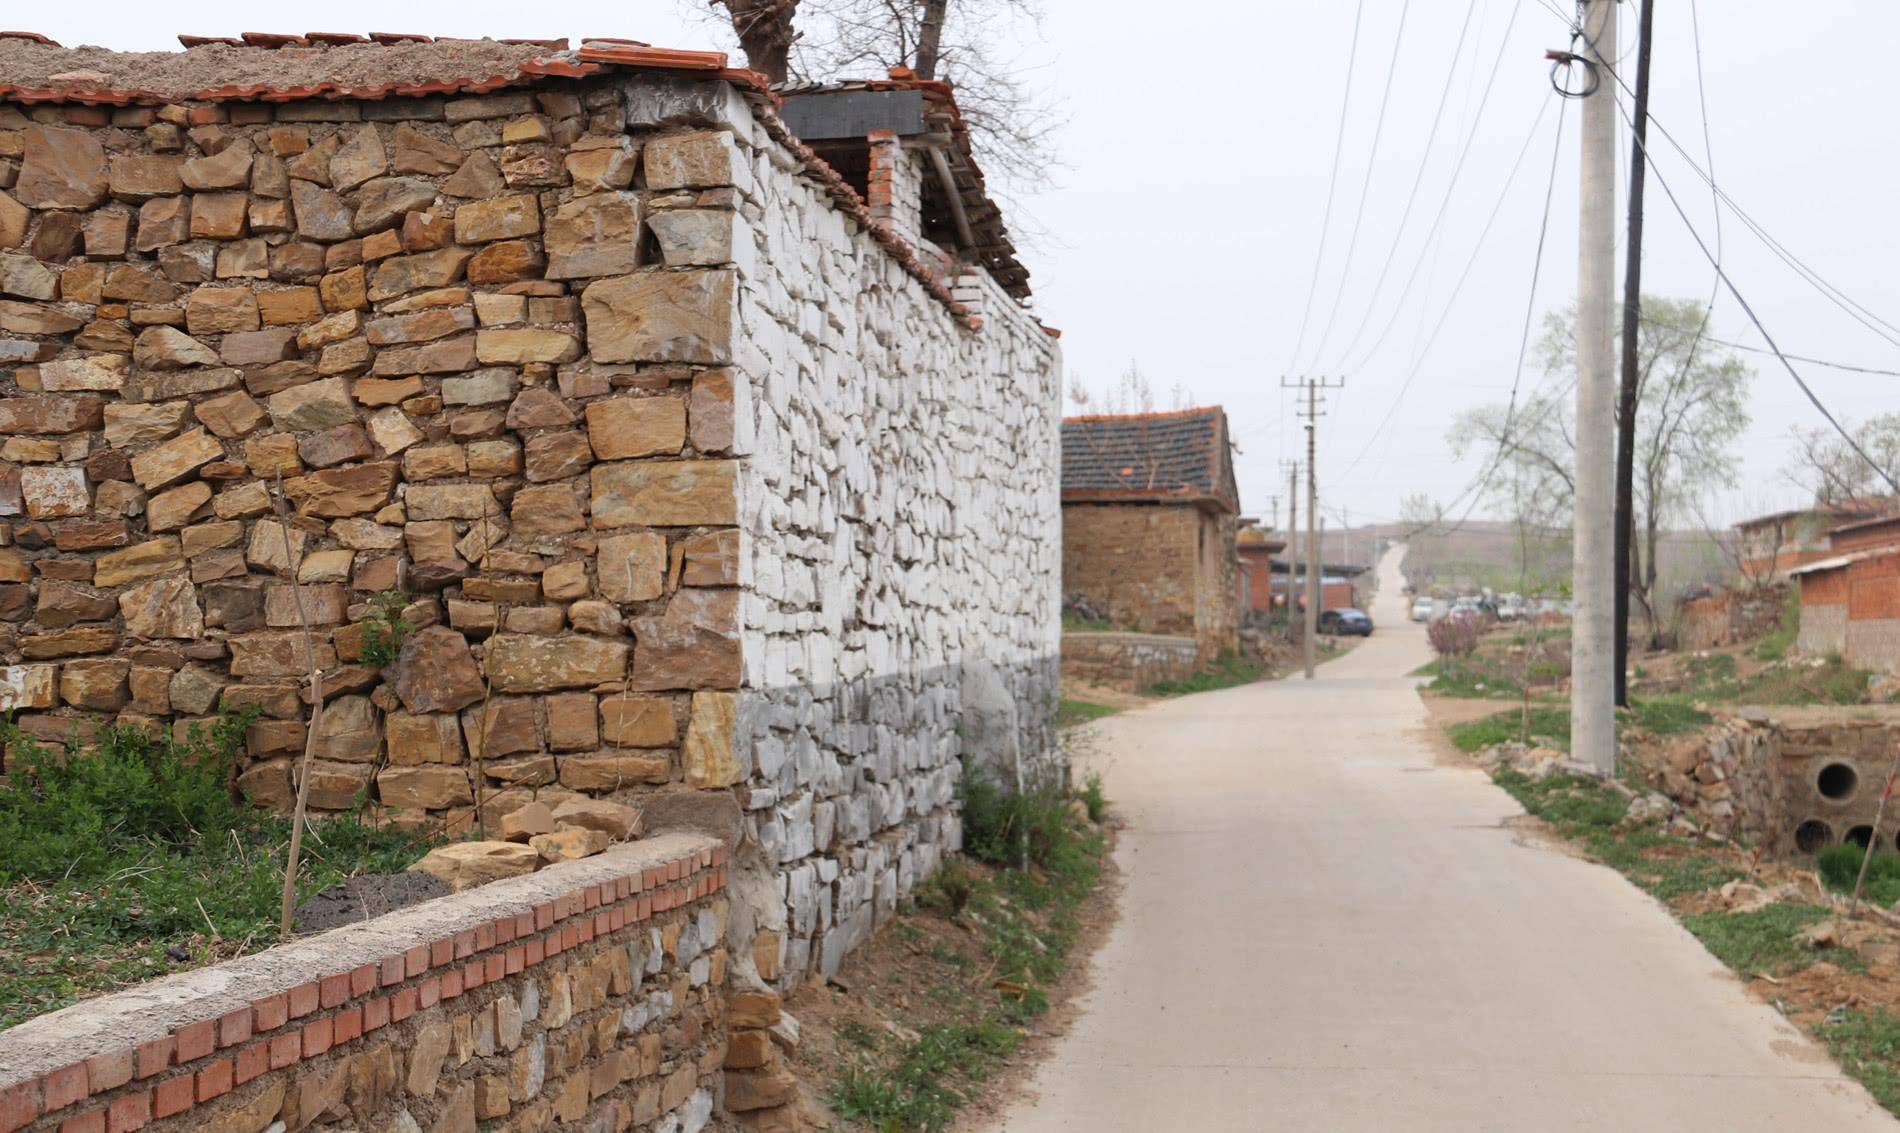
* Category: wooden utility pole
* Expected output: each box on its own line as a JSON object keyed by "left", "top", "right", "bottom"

{"left": 1614, "top": 0, "right": 1658, "bottom": 707}
{"left": 1572, "top": 0, "right": 1619, "bottom": 775}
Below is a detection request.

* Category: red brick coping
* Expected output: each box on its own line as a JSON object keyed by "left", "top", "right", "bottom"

{"left": 0, "top": 833, "right": 726, "bottom": 1133}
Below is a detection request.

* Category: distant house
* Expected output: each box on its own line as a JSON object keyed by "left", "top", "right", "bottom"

{"left": 1736, "top": 501, "right": 1887, "bottom": 581}
{"left": 1235, "top": 523, "right": 1286, "bottom": 612}
{"left": 1789, "top": 514, "right": 1900, "bottom": 670}
{"left": 1061, "top": 407, "right": 1239, "bottom": 658}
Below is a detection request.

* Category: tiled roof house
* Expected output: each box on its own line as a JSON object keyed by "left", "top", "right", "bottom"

{"left": 1059, "top": 407, "right": 1239, "bottom": 657}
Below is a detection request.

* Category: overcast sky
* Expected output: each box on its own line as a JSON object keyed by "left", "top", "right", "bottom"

{"left": 46, "top": 2, "right": 1900, "bottom": 533}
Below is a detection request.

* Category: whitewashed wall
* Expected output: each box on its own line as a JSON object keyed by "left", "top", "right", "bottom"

{"left": 719, "top": 96, "right": 1065, "bottom": 988}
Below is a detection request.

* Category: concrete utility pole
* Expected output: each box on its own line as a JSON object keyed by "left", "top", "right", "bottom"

{"left": 1284, "top": 376, "right": 1343, "bottom": 679}
{"left": 1284, "top": 460, "right": 1299, "bottom": 624}
{"left": 1572, "top": 0, "right": 1619, "bottom": 775}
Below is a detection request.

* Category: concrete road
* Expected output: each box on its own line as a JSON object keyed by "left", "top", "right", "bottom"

{"left": 989, "top": 546, "right": 1895, "bottom": 1131}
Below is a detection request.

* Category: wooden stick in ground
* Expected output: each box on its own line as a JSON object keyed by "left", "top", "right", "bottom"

{"left": 1853, "top": 759, "right": 1900, "bottom": 907}
{"left": 273, "top": 476, "right": 326, "bottom": 938}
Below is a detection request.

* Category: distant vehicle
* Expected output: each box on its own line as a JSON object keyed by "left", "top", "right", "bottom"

{"left": 1320, "top": 608, "right": 1374, "bottom": 637}
{"left": 1410, "top": 597, "right": 1434, "bottom": 622}
{"left": 1497, "top": 600, "right": 1525, "bottom": 622}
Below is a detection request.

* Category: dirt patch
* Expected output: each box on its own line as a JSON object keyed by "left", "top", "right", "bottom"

{"left": 773, "top": 829, "right": 1123, "bottom": 1132}
{"left": 1415, "top": 693, "right": 1508, "bottom": 767}
{"left": 292, "top": 870, "right": 449, "bottom": 934}
{"left": 0, "top": 38, "right": 552, "bottom": 98}
{"left": 1061, "top": 679, "right": 1151, "bottom": 712}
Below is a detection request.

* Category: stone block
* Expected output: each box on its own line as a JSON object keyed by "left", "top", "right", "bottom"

{"left": 581, "top": 270, "right": 733, "bottom": 364}
{"left": 591, "top": 459, "right": 737, "bottom": 527}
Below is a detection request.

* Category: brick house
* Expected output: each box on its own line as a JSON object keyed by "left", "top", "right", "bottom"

{"left": 1060, "top": 406, "right": 1239, "bottom": 658}
{"left": 1235, "top": 522, "right": 1285, "bottom": 611}
{"left": 1736, "top": 500, "right": 1887, "bottom": 581}
{"left": 0, "top": 29, "right": 1063, "bottom": 1004}
{"left": 1791, "top": 514, "right": 1900, "bottom": 670}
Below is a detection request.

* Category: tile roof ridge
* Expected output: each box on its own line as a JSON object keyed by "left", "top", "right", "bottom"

{"left": 1061, "top": 406, "right": 1226, "bottom": 425}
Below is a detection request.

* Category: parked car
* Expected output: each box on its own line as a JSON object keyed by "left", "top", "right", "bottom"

{"left": 1319, "top": 608, "right": 1373, "bottom": 636}
{"left": 1410, "top": 597, "right": 1434, "bottom": 622}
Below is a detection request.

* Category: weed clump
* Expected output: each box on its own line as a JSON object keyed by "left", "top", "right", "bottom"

{"left": 0, "top": 712, "right": 437, "bottom": 1029}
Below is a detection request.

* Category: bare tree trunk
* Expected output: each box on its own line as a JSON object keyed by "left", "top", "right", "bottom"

{"left": 915, "top": 0, "right": 950, "bottom": 79}
{"left": 719, "top": 0, "right": 799, "bottom": 83}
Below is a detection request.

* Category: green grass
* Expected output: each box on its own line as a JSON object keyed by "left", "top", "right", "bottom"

{"left": 1448, "top": 707, "right": 1572, "bottom": 752}
{"left": 831, "top": 772, "right": 1106, "bottom": 1131}
{"left": 1148, "top": 652, "right": 1267, "bottom": 696}
{"left": 1822, "top": 1010, "right": 1900, "bottom": 1115}
{"left": 1679, "top": 904, "right": 1831, "bottom": 977}
{"left": 0, "top": 714, "right": 440, "bottom": 1030}
{"left": 1621, "top": 695, "right": 1715, "bottom": 736}
{"left": 1055, "top": 699, "right": 1119, "bottom": 729}
{"left": 1817, "top": 845, "right": 1900, "bottom": 907}
{"left": 1415, "top": 658, "right": 1522, "bottom": 699}
{"left": 1060, "top": 612, "right": 1118, "bottom": 633}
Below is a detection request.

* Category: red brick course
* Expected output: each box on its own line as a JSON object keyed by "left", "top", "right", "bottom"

{"left": 2, "top": 847, "right": 721, "bottom": 1132}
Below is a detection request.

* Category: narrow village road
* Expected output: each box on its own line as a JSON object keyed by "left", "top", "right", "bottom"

{"left": 989, "top": 545, "right": 1896, "bottom": 1131}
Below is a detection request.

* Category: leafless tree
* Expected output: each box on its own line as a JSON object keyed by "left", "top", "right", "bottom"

{"left": 1784, "top": 413, "right": 1900, "bottom": 507}
{"left": 1449, "top": 297, "right": 1751, "bottom": 648}
{"left": 699, "top": 0, "right": 1064, "bottom": 199}
{"left": 708, "top": 0, "right": 801, "bottom": 83}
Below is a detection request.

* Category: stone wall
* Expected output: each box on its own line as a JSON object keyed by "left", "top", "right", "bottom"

{"left": 0, "top": 67, "right": 1063, "bottom": 1010}
{"left": 0, "top": 79, "right": 762, "bottom": 834}
{"left": 1677, "top": 584, "right": 1787, "bottom": 653}
{"left": 1061, "top": 503, "right": 1199, "bottom": 635}
{"left": 718, "top": 89, "right": 1065, "bottom": 991}
{"left": 1059, "top": 630, "right": 1198, "bottom": 692}
{"left": 1637, "top": 716, "right": 1783, "bottom": 846}
{"left": 0, "top": 835, "right": 727, "bottom": 1133}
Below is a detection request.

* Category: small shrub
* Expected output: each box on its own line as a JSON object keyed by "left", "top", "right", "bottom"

{"left": 959, "top": 771, "right": 1078, "bottom": 874}
{"left": 357, "top": 590, "right": 414, "bottom": 667}
{"left": 915, "top": 862, "right": 979, "bottom": 919}
{"left": 0, "top": 710, "right": 256, "bottom": 883}
{"left": 1427, "top": 616, "right": 1483, "bottom": 659}
{"left": 1077, "top": 771, "right": 1108, "bottom": 824}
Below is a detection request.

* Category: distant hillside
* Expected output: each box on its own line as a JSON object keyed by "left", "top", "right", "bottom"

{"left": 1392, "top": 521, "right": 1735, "bottom": 604}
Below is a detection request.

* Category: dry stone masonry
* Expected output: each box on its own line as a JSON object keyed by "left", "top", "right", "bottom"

{"left": 0, "top": 34, "right": 1063, "bottom": 1014}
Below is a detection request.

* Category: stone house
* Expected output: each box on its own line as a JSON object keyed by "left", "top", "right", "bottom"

{"left": 1060, "top": 406, "right": 1239, "bottom": 658}
{"left": 1791, "top": 514, "right": 1900, "bottom": 670}
{"left": 0, "top": 31, "right": 1062, "bottom": 995}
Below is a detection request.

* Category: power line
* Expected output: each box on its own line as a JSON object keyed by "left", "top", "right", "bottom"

{"left": 1612, "top": 93, "right": 1900, "bottom": 495}
{"left": 1334, "top": 88, "right": 1560, "bottom": 486}
{"left": 1593, "top": 49, "right": 1900, "bottom": 353}
{"left": 1321, "top": 0, "right": 1482, "bottom": 371}
{"left": 1333, "top": 0, "right": 1525, "bottom": 374}
{"left": 1285, "top": 0, "right": 1368, "bottom": 374}
{"left": 1306, "top": 0, "right": 1414, "bottom": 370}
{"left": 1385, "top": 88, "right": 1572, "bottom": 543}
{"left": 1637, "top": 320, "right": 1900, "bottom": 378}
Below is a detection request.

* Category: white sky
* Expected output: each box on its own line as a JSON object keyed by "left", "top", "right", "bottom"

{"left": 44, "top": 2, "right": 1900, "bottom": 533}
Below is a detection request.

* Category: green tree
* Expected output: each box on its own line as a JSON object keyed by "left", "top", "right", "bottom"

{"left": 1449, "top": 296, "right": 1751, "bottom": 645}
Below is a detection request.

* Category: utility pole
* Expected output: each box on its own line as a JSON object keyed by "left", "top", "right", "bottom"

{"left": 1614, "top": 0, "right": 1657, "bottom": 707}
{"left": 1283, "top": 376, "right": 1344, "bottom": 679}
{"left": 1572, "top": 0, "right": 1619, "bottom": 775}
{"left": 1283, "top": 460, "right": 1300, "bottom": 624}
